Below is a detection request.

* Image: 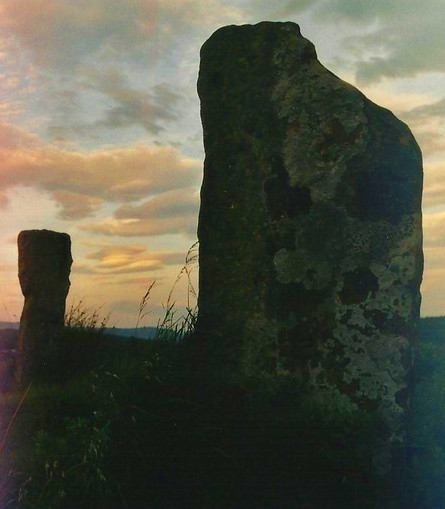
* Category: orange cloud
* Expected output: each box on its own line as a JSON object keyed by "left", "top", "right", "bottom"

{"left": 82, "top": 216, "right": 197, "bottom": 238}
{"left": 52, "top": 191, "right": 104, "bottom": 219}
{"left": 423, "top": 163, "right": 445, "bottom": 209}
{"left": 423, "top": 211, "right": 445, "bottom": 247}
{"left": 86, "top": 245, "right": 184, "bottom": 265}
{"left": 0, "top": 121, "right": 201, "bottom": 221}
{"left": 424, "top": 246, "right": 445, "bottom": 270}
{"left": 74, "top": 244, "right": 186, "bottom": 276}
{"left": 396, "top": 101, "right": 445, "bottom": 157}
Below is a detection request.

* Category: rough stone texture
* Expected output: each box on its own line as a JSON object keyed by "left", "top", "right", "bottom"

{"left": 17, "top": 230, "right": 72, "bottom": 382}
{"left": 196, "top": 21, "right": 423, "bottom": 464}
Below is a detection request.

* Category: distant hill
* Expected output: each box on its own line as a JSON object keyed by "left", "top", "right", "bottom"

{"left": 0, "top": 322, "right": 18, "bottom": 330}
{"left": 418, "top": 316, "right": 445, "bottom": 343}
{"left": 1, "top": 318, "right": 443, "bottom": 343}
{"left": 106, "top": 327, "right": 158, "bottom": 340}
{"left": 0, "top": 323, "right": 157, "bottom": 341}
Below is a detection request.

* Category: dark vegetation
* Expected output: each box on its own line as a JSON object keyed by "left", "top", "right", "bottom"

{"left": 1, "top": 304, "right": 445, "bottom": 507}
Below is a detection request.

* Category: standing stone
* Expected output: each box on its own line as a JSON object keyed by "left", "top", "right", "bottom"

{"left": 17, "top": 230, "right": 72, "bottom": 382}
{"left": 196, "top": 21, "right": 423, "bottom": 467}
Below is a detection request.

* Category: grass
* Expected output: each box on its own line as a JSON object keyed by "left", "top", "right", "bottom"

{"left": 4, "top": 352, "right": 384, "bottom": 508}
{"left": 3, "top": 332, "right": 445, "bottom": 508}
{"left": 0, "top": 323, "right": 391, "bottom": 508}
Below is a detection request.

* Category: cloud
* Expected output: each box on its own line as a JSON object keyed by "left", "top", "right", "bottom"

{"left": 423, "top": 211, "right": 445, "bottom": 247}
{"left": 0, "top": 193, "right": 9, "bottom": 208}
{"left": 423, "top": 163, "right": 445, "bottom": 209}
{"left": 82, "top": 216, "right": 197, "bottom": 238}
{"left": 424, "top": 246, "right": 445, "bottom": 270}
{"left": 52, "top": 191, "right": 104, "bottom": 220}
{"left": 336, "top": 1, "right": 445, "bottom": 84}
{"left": 394, "top": 99, "right": 445, "bottom": 157}
{"left": 0, "top": 122, "right": 40, "bottom": 149}
{"left": 97, "top": 259, "right": 163, "bottom": 274}
{"left": 403, "top": 98, "right": 445, "bottom": 123}
{"left": 86, "top": 245, "right": 185, "bottom": 266}
{"left": 412, "top": 131, "right": 445, "bottom": 158}
{"left": 0, "top": 121, "right": 201, "bottom": 220}
{"left": 244, "top": 0, "right": 315, "bottom": 18}
{"left": 313, "top": 0, "right": 419, "bottom": 24}
{"left": 0, "top": 0, "right": 242, "bottom": 72}
{"left": 0, "top": 0, "right": 241, "bottom": 148}
{"left": 421, "top": 245, "right": 445, "bottom": 316}
{"left": 267, "top": 0, "right": 445, "bottom": 83}
{"left": 48, "top": 70, "right": 183, "bottom": 138}
{"left": 71, "top": 263, "right": 98, "bottom": 275}
{"left": 92, "top": 76, "right": 181, "bottom": 134}
{"left": 354, "top": 24, "right": 444, "bottom": 84}
{"left": 74, "top": 244, "right": 185, "bottom": 276}
{"left": 83, "top": 189, "right": 199, "bottom": 237}
{"left": 115, "top": 189, "right": 199, "bottom": 220}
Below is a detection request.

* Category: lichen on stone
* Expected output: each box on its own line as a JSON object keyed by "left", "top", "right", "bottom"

{"left": 196, "top": 22, "right": 423, "bottom": 474}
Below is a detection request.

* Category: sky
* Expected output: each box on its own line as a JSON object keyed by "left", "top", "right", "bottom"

{"left": 0, "top": 0, "right": 444, "bottom": 326}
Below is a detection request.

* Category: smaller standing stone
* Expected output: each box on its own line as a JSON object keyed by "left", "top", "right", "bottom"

{"left": 17, "top": 230, "right": 72, "bottom": 382}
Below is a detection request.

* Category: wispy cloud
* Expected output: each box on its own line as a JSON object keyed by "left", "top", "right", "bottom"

{"left": 48, "top": 70, "right": 183, "bottom": 138}
{"left": 91, "top": 76, "right": 181, "bottom": 134}
{"left": 82, "top": 216, "right": 197, "bottom": 238}
{"left": 82, "top": 188, "right": 199, "bottom": 237}
{"left": 114, "top": 189, "right": 199, "bottom": 220}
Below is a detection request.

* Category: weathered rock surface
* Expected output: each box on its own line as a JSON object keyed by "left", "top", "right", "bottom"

{"left": 17, "top": 230, "right": 72, "bottom": 382}
{"left": 196, "top": 21, "right": 423, "bottom": 461}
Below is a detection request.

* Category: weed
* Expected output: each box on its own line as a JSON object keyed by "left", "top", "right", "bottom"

{"left": 65, "top": 301, "right": 109, "bottom": 333}
{"left": 133, "top": 280, "right": 156, "bottom": 336}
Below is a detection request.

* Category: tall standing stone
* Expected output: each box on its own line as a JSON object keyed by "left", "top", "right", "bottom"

{"left": 17, "top": 230, "right": 72, "bottom": 382}
{"left": 196, "top": 21, "right": 423, "bottom": 466}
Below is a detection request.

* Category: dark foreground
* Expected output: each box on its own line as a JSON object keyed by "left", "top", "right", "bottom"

{"left": 0, "top": 323, "right": 444, "bottom": 508}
